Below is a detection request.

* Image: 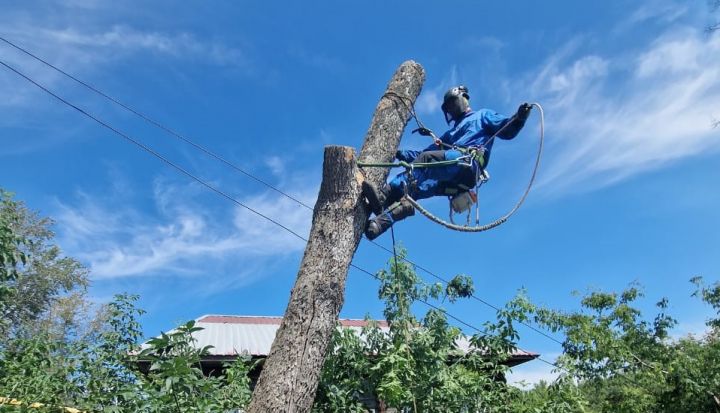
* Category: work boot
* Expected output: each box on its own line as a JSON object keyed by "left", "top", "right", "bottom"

{"left": 361, "top": 181, "right": 390, "bottom": 216}
{"left": 364, "top": 199, "right": 415, "bottom": 240}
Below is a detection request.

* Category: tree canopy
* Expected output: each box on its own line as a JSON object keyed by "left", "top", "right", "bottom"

{"left": 1, "top": 189, "right": 719, "bottom": 412}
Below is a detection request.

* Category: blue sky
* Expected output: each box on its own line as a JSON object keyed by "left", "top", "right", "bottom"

{"left": 1, "top": 0, "right": 719, "bottom": 384}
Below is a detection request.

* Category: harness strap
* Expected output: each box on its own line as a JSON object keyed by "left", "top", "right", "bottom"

{"left": 407, "top": 102, "right": 545, "bottom": 232}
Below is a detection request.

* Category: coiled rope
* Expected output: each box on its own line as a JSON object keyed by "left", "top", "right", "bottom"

{"left": 359, "top": 100, "right": 544, "bottom": 233}
{"left": 408, "top": 102, "right": 544, "bottom": 232}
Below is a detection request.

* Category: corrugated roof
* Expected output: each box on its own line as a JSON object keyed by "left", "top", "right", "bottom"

{"left": 197, "top": 315, "right": 389, "bottom": 328}
{"left": 146, "top": 314, "right": 537, "bottom": 360}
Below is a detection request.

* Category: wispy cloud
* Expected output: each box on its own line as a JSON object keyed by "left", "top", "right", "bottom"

{"left": 0, "top": 2, "right": 249, "bottom": 111}
{"left": 287, "top": 46, "right": 345, "bottom": 72}
{"left": 44, "top": 25, "right": 248, "bottom": 66}
{"left": 626, "top": 0, "right": 689, "bottom": 26}
{"left": 462, "top": 35, "right": 505, "bottom": 52}
{"left": 55, "top": 176, "right": 316, "bottom": 281}
{"left": 0, "top": 4, "right": 253, "bottom": 158}
{"left": 265, "top": 156, "right": 286, "bottom": 179}
{"left": 415, "top": 65, "right": 461, "bottom": 116}
{"left": 519, "top": 27, "right": 720, "bottom": 195}
{"left": 670, "top": 320, "right": 712, "bottom": 341}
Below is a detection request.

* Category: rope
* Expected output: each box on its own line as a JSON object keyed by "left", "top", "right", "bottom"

{"left": 357, "top": 158, "right": 470, "bottom": 169}
{"left": 408, "top": 103, "right": 544, "bottom": 232}
{"left": 382, "top": 91, "right": 427, "bottom": 130}
{"left": 383, "top": 90, "right": 523, "bottom": 152}
{"left": 390, "top": 226, "right": 399, "bottom": 278}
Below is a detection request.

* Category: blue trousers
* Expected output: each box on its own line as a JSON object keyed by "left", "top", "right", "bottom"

{"left": 388, "top": 149, "right": 475, "bottom": 201}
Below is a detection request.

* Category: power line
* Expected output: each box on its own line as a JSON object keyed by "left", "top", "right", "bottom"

{"left": 0, "top": 56, "right": 565, "bottom": 374}
{"left": 0, "top": 35, "right": 310, "bottom": 210}
{"left": 0, "top": 59, "right": 307, "bottom": 243}
{"left": 0, "top": 34, "right": 565, "bottom": 348}
{"left": 368, "top": 241, "right": 564, "bottom": 345}
{"left": 349, "top": 264, "right": 564, "bottom": 372}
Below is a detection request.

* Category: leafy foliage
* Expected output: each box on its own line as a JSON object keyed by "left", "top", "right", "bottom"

{"left": 0, "top": 189, "right": 90, "bottom": 341}
{"left": 0, "top": 294, "right": 255, "bottom": 412}
{"left": 692, "top": 276, "right": 720, "bottom": 329}
{"left": 0, "top": 190, "right": 27, "bottom": 332}
{"left": 510, "top": 281, "right": 720, "bottom": 413}
{"left": 0, "top": 190, "right": 254, "bottom": 412}
{"left": 314, "top": 248, "right": 522, "bottom": 412}
{"left": 445, "top": 274, "right": 474, "bottom": 303}
{"left": 2, "top": 189, "right": 719, "bottom": 412}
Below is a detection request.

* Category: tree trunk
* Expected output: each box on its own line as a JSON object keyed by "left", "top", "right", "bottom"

{"left": 247, "top": 60, "right": 425, "bottom": 413}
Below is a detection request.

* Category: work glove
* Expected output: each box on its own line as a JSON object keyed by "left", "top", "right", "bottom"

{"left": 412, "top": 127, "right": 443, "bottom": 147}
{"left": 516, "top": 102, "right": 532, "bottom": 122}
{"left": 412, "top": 127, "right": 434, "bottom": 136}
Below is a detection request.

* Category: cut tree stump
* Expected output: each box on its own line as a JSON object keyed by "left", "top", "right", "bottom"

{"left": 247, "top": 60, "right": 425, "bottom": 413}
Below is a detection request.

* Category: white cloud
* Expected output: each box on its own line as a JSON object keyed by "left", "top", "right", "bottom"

{"left": 416, "top": 90, "right": 443, "bottom": 117}
{"left": 462, "top": 35, "right": 505, "bottom": 52}
{"left": 546, "top": 56, "right": 607, "bottom": 95}
{"left": 0, "top": 6, "right": 252, "bottom": 157}
{"left": 55, "top": 178, "right": 316, "bottom": 280}
{"left": 43, "top": 26, "right": 247, "bottom": 66}
{"left": 265, "top": 156, "right": 286, "bottom": 178}
{"left": 0, "top": 6, "right": 248, "bottom": 110}
{"left": 626, "top": 0, "right": 688, "bottom": 26}
{"left": 670, "top": 320, "right": 712, "bottom": 341}
{"left": 520, "top": 27, "right": 720, "bottom": 194}
{"left": 415, "top": 65, "right": 461, "bottom": 116}
{"left": 287, "top": 46, "right": 345, "bottom": 72}
{"left": 507, "top": 352, "right": 562, "bottom": 388}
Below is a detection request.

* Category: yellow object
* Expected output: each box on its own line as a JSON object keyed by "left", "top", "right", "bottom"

{"left": 0, "top": 396, "right": 83, "bottom": 412}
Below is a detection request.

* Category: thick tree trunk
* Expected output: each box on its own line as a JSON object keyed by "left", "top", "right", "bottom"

{"left": 246, "top": 61, "right": 425, "bottom": 413}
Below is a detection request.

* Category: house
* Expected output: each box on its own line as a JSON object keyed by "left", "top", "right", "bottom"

{"left": 140, "top": 314, "right": 538, "bottom": 381}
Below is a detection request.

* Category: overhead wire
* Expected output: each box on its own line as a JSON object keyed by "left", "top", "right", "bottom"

{"left": 0, "top": 34, "right": 565, "bottom": 347}
{"left": 0, "top": 35, "right": 310, "bottom": 210}
{"left": 0, "top": 58, "right": 307, "bottom": 243}
{"left": 349, "top": 264, "right": 564, "bottom": 372}
{"left": 0, "top": 55, "right": 567, "bottom": 375}
{"left": 0, "top": 35, "right": 565, "bottom": 347}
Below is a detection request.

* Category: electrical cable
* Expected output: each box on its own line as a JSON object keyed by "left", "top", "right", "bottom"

{"left": 349, "top": 264, "right": 564, "bottom": 372}
{"left": 0, "top": 35, "right": 310, "bottom": 210}
{"left": 0, "top": 36, "right": 563, "bottom": 344}
{"left": 0, "top": 35, "right": 564, "bottom": 344}
{"left": 0, "top": 59, "right": 307, "bottom": 243}
{"left": 0, "top": 35, "right": 566, "bottom": 348}
{"left": 0, "top": 35, "right": 563, "bottom": 344}
{"left": 0, "top": 35, "right": 566, "bottom": 349}
{"left": 0, "top": 56, "right": 566, "bottom": 374}
{"left": 0, "top": 36, "right": 563, "bottom": 345}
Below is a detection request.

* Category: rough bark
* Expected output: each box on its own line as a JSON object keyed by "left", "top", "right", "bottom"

{"left": 246, "top": 60, "right": 425, "bottom": 413}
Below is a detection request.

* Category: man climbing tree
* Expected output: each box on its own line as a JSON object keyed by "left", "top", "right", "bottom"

{"left": 362, "top": 85, "right": 532, "bottom": 240}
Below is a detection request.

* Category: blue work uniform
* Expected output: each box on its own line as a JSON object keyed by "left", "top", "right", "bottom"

{"left": 389, "top": 109, "right": 523, "bottom": 201}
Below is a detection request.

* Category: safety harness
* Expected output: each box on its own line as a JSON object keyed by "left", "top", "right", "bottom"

{"left": 357, "top": 99, "right": 545, "bottom": 233}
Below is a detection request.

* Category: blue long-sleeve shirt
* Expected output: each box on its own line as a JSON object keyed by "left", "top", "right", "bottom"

{"left": 397, "top": 109, "right": 523, "bottom": 165}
